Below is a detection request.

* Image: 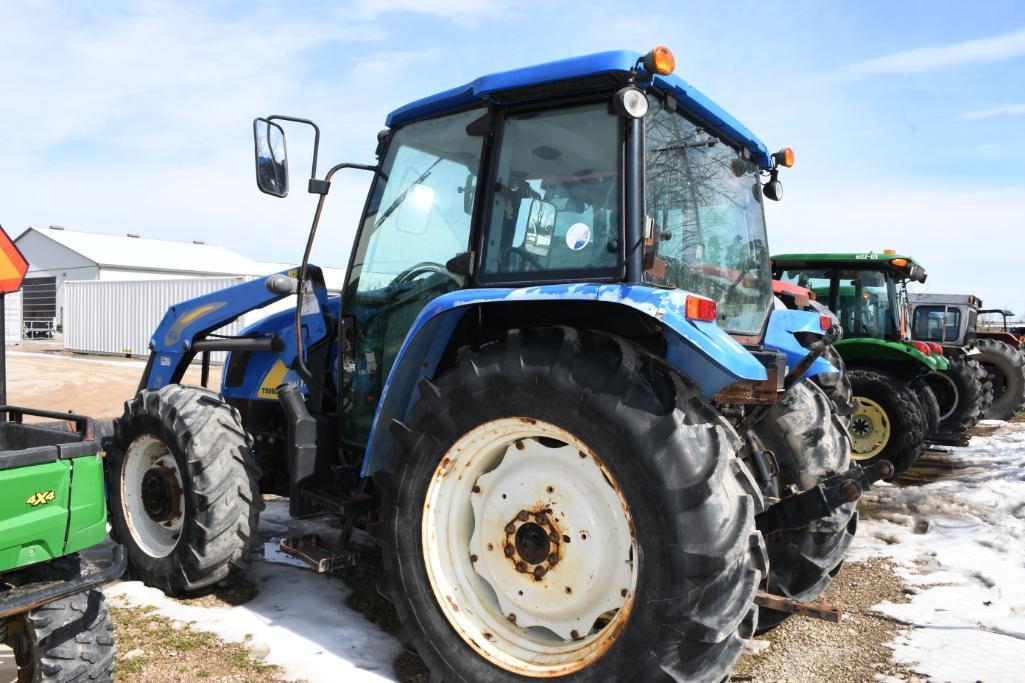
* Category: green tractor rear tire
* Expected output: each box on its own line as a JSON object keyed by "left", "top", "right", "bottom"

{"left": 374, "top": 328, "right": 765, "bottom": 682}
{"left": 749, "top": 381, "right": 857, "bottom": 632}
{"left": 846, "top": 369, "right": 927, "bottom": 477}
{"left": 922, "top": 356, "right": 988, "bottom": 433}
{"left": 2, "top": 556, "right": 115, "bottom": 682}
{"left": 910, "top": 377, "right": 941, "bottom": 438}
{"left": 108, "top": 385, "right": 263, "bottom": 595}
{"left": 976, "top": 339, "right": 1025, "bottom": 420}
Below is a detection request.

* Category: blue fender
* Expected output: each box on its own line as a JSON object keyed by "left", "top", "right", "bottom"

{"left": 762, "top": 308, "right": 838, "bottom": 378}
{"left": 361, "top": 283, "right": 768, "bottom": 476}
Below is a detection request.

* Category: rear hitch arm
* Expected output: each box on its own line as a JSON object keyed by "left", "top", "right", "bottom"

{"left": 755, "top": 459, "right": 894, "bottom": 536}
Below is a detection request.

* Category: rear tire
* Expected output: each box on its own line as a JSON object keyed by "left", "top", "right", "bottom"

{"left": 922, "top": 356, "right": 987, "bottom": 433}
{"left": 976, "top": 339, "right": 1025, "bottom": 420}
{"left": 3, "top": 556, "right": 115, "bottom": 682}
{"left": 749, "top": 382, "right": 857, "bottom": 632}
{"left": 108, "top": 385, "right": 262, "bottom": 595}
{"left": 846, "top": 369, "right": 926, "bottom": 477}
{"left": 911, "top": 378, "right": 941, "bottom": 438}
{"left": 374, "top": 328, "right": 765, "bottom": 682}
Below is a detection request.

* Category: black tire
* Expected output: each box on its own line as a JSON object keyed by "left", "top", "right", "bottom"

{"left": 374, "top": 327, "right": 765, "bottom": 682}
{"left": 846, "top": 369, "right": 926, "bottom": 477}
{"left": 976, "top": 338, "right": 1025, "bottom": 420}
{"left": 910, "top": 377, "right": 941, "bottom": 438}
{"left": 975, "top": 359, "right": 995, "bottom": 419}
{"left": 811, "top": 346, "right": 857, "bottom": 417}
{"left": 3, "top": 556, "right": 115, "bottom": 682}
{"left": 749, "top": 382, "right": 857, "bottom": 632}
{"left": 107, "top": 385, "right": 262, "bottom": 595}
{"left": 922, "top": 356, "right": 987, "bottom": 432}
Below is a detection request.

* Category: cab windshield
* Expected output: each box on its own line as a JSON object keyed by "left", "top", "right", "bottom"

{"left": 776, "top": 267, "right": 902, "bottom": 340}
{"left": 644, "top": 96, "right": 772, "bottom": 335}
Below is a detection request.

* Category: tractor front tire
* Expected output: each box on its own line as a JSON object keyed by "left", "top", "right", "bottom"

{"left": 976, "top": 338, "right": 1025, "bottom": 420}
{"left": 846, "top": 369, "right": 927, "bottom": 477}
{"left": 750, "top": 381, "right": 857, "bottom": 632}
{"left": 108, "top": 385, "right": 262, "bottom": 595}
{"left": 375, "top": 328, "right": 765, "bottom": 682}
{"left": 923, "top": 356, "right": 988, "bottom": 433}
{"left": 3, "top": 556, "right": 115, "bottom": 682}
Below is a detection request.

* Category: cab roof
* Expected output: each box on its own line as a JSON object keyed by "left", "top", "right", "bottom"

{"left": 773, "top": 252, "right": 923, "bottom": 268}
{"left": 385, "top": 50, "right": 772, "bottom": 168}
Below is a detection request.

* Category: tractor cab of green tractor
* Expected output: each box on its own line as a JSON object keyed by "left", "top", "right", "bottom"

{"left": 772, "top": 252, "right": 944, "bottom": 372}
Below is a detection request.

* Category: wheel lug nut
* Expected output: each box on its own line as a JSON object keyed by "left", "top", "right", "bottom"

{"left": 505, "top": 523, "right": 516, "bottom": 534}
{"left": 535, "top": 513, "right": 547, "bottom": 525}
{"left": 517, "top": 511, "right": 528, "bottom": 522}
{"left": 515, "top": 561, "right": 528, "bottom": 573}
{"left": 570, "top": 629, "right": 580, "bottom": 640}
{"left": 547, "top": 553, "right": 558, "bottom": 565}
{"left": 549, "top": 531, "right": 560, "bottom": 543}
{"left": 533, "top": 565, "right": 546, "bottom": 579}
{"left": 504, "top": 545, "right": 514, "bottom": 557}
{"left": 508, "top": 613, "right": 517, "bottom": 623}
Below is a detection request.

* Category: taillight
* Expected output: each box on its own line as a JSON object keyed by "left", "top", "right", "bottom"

{"left": 927, "top": 342, "right": 943, "bottom": 355}
{"left": 819, "top": 315, "right": 833, "bottom": 331}
{"left": 911, "top": 341, "right": 932, "bottom": 355}
{"left": 685, "top": 295, "right": 717, "bottom": 322}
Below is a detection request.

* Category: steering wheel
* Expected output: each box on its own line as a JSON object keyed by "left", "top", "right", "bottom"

{"left": 394, "top": 261, "right": 463, "bottom": 286}
{"left": 500, "top": 246, "right": 545, "bottom": 271}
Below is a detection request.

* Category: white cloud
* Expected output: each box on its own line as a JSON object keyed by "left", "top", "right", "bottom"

{"left": 767, "top": 181, "right": 1025, "bottom": 311}
{"left": 844, "top": 27, "right": 1025, "bottom": 76}
{"left": 960, "top": 103, "right": 1025, "bottom": 120}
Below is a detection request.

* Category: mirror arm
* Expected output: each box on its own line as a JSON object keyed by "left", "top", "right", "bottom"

{"left": 291, "top": 161, "right": 381, "bottom": 397}
{"left": 267, "top": 114, "right": 322, "bottom": 180}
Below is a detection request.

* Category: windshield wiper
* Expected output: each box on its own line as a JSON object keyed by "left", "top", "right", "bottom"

{"left": 376, "top": 157, "right": 443, "bottom": 227}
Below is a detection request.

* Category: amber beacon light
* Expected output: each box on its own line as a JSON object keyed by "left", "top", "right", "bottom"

{"left": 643, "top": 45, "right": 676, "bottom": 76}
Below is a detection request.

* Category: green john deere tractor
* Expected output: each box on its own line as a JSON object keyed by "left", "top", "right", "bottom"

{"left": 773, "top": 252, "right": 950, "bottom": 476}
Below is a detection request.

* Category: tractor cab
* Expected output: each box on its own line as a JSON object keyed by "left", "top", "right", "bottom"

{"left": 773, "top": 252, "right": 926, "bottom": 344}
{"left": 909, "top": 293, "right": 981, "bottom": 349}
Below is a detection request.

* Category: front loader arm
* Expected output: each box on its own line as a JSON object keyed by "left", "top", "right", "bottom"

{"left": 140, "top": 267, "right": 331, "bottom": 391}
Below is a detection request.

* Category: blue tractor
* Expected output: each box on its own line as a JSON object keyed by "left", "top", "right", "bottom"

{"left": 105, "top": 47, "right": 888, "bottom": 681}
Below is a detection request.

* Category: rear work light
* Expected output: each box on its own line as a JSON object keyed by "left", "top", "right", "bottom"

{"left": 685, "top": 295, "right": 717, "bottom": 322}
{"left": 927, "top": 342, "right": 943, "bottom": 355}
{"left": 911, "top": 341, "right": 932, "bottom": 355}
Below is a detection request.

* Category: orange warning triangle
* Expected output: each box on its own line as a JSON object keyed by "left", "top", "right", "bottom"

{"left": 0, "top": 226, "right": 28, "bottom": 294}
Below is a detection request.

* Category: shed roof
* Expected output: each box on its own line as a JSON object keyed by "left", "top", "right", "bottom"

{"left": 17, "top": 226, "right": 268, "bottom": 276}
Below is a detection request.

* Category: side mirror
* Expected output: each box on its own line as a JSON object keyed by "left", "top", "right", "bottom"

{"left": 253, "top": 118, "right": 288, "bottom": 197}
{"left": 524, "top": 198, "right": 556, "bottom": 254}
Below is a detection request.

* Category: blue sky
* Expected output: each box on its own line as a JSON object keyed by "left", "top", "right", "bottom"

{"left": 2, "top": 1, "right": 1024, "bottom": 309}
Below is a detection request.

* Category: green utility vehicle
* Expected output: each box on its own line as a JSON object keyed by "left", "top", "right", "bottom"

{"left": 773, "top": 252, "right": 950, "bottom": 475}
{"left": 0, "top": 226, "right": 124, "bottom": 682}
{"left": 0, "top": 409, "right": 125, "bottom": 681}
{"left": 911, "top": 294, "right": 1025, "bottom": 421}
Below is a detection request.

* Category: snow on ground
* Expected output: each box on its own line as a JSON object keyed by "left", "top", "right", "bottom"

{"left": 850, "top": 420, "right": 1025, "bottom": 682}
{"left": 103, "top": 499, "right": 402, "bottom": 682}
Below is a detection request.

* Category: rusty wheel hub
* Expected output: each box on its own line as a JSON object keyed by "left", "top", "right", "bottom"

{"left": 421, "top": 417, "right": 638, "bottom": 677}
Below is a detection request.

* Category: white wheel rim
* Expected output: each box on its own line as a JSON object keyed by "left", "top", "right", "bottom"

{"left": 422, "top": 418, "right": 637, "bottom": 677}
{"left": 121, "top": 434, "right": 185, "bottom": 558}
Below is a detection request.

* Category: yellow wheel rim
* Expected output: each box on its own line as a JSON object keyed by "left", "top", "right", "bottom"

{"left": 848, "top": 397, "right": 890, "bottom": 459}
